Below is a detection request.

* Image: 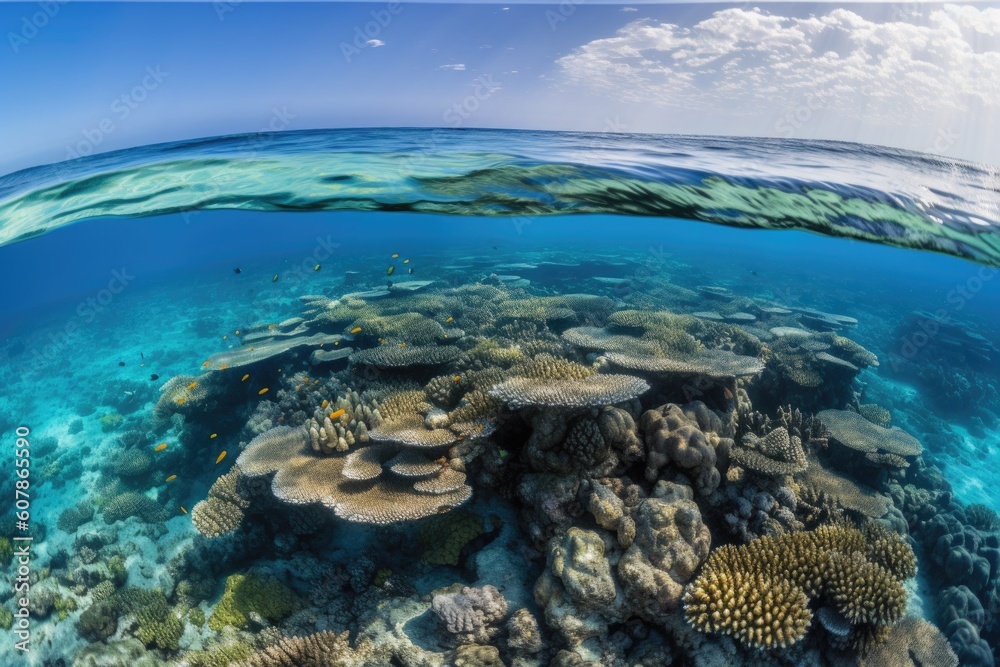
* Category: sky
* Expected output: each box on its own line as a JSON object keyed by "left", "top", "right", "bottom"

{"left": 1, "top": 1, "right": 998, "bottom": 174}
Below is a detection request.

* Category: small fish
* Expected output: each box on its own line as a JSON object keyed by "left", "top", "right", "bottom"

{"left": 118, "top": 361, "right": 125, "bottom": 367}
{"left": 176, "top": 398, "right": 187, "bottom": 405}
{"left": 248, "top": 346, "right": 255, "bottom": 351}
{"left": 268, "top": 324, "right": 275, "bottom": 330}
{"left": 272, "top": 274, "right": 279, "bottom": 282}
{"left": 399, "top": 342, "right": 407, "bottom": 347}
{"left": 187, "top": 381, "right": 198, "bottom": 390}
{"left": 313, "top": 263, "right": 321, "bottom": 271}
{"left": 202, "top": 361, "right": 210, "bottom": 368}
{"left": 210, "top": 433, "right": 217, "bottom": 439}
{"left": 233, "top": 268, "right": 242, "bottom": 274}
{"left": 258, "top": 387, "right": 269, "bottom": 395}
{"left": 477, "top": 424, "right": 484, "bottom": 431}
{"left": 350, "top": 326, "right": 362, "bottom": 334}
{"left": 180, "top": 506, "right": 188, "bottom": 514}
{"left": 723, "top": 386, "right": 735, "bottom": 400}
{"left": 242, "top": 373, "right": 250, "bottom": 381}
{"left": 492, "top": 245, "right": 498, "bottom": 250}
{"left": 446, "top": 317, "right": 453, "bottom": 323}
{"left": 386, "top": 266, "right": 395, "bottom": 276}
{"left": 750, "top": 270, "right": 758, "bottom": 276}
{"left": 150, "top": 374, "right": 160, "bottom": 381}
{"left": 334, "top": 341, "right": 340, "bottom": 346}
{"left": 141, "top": 352, "right": 144, "bottom": 360}
{"left": 321, "top": 399, "right": 329, "bottom": 409}
{"left": 215, "top": 451, "right": 227, "bottom": 464}
{"left": 454, "top": 375, "right": 461, "bottom": 382}
{"left": 403, "top": 259, "right": 410, "bottom": 264}
{"left": 155, "top": 443, "right": 167, "bottom": 452}
{"left": 391, "top": 253, "right": 399, "bottom": 258}
{"left": 408, "top": 268, "right": 413, "bottom": 274}
{"left": 223, "top": 335, "right": 227, "bottom": 340}
{"left": 329, "top": 408, "right": 346, "bottom": 420}
{"left": 235, "top": 330, "right": 240, "bottom": 335}
{"left": 165, "top": 474, "right": 177, "bottom": 483}
{"left": 220, "top": 363, "right": 228, "bottom": 370}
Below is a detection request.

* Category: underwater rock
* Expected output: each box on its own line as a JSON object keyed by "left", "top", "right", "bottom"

{"left": 641, "top": 402, "right": 733, "bottom": 497}
{"left": 430, "top": 584, "right": 508, "bottom": 645}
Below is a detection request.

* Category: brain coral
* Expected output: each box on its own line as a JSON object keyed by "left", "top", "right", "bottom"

{"left": 641, "top": 402, "right": 733, "bottom": 496}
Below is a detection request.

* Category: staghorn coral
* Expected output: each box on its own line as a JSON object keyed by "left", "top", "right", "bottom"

{"left": 729, "top": 427, "right": 807, "bottom": 476}
{"left": 431, "top": 584, "right": 509, "bottom": 645}
{"left": 490, "top": 373, "right": 649, "bottom": 408}
{"left": 684, "top": 523, "right": 914, "bottom": 650}
{"left": 641, "top": 402, "right": 732, "bottom": 496}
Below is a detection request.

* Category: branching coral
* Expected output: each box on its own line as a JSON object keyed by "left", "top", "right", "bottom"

{"left": 684, "top": 523, "right": 914, "bottom": 650}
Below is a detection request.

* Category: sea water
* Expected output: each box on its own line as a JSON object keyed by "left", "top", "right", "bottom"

{"left": 0, "top": 129, "right": 998, "bottom": 666}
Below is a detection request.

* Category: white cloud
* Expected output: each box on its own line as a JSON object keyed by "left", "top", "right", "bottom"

{"left": 439, "top": 64, "right": 467, "bottom": 71}
{"left": 365, "top": 39, "right": 385, "bottom": 48}
{"left": 557, "top": 5, "right": 1000, "bottom": 124}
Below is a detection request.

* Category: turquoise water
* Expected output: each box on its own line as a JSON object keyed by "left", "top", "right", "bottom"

{"left": 1, "top": 129, "right": 998, "bottom": 666}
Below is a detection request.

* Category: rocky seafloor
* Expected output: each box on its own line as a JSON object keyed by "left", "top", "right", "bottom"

{"left": 1, "top": 251, "right": 998, "bottom": 667}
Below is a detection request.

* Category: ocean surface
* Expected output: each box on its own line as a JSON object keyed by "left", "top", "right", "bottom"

{"left": 0, "top": 128, "right": 998, "bottom": 666}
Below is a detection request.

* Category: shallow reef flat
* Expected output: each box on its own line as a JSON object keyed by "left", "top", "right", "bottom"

{"left": 1, "top": 246, "right": 998, "bottom": 667}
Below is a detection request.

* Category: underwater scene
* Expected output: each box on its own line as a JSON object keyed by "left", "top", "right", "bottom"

{"left": 3, "top": 2, "right": 1000, "bottom": 666}
{"left": 1, "top": 128, "right": 999, "bottom": 667}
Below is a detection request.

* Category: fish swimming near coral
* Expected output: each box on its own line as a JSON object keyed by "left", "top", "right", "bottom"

{"left": 180, "top": 506, "right": 188, "bottom": 514}
{"left": 350, "top": 327, "right": 362, "bottom": 334}
{"left": 165, "top": 475, "right": 177, "bottom": 482}
{"left": 155, "top": 443, "right": 167, "bottom": 452}
{"left": 329, "top": 408, "right": 346, "bottom": 420}
{"left": 242, "top": 373, "right": 250, "bottom": 381}
{"left": 387, "top": 265, "right": 395, "bottom": 276}
{"left": 403, "top": 259, "right": 410, "bottom": 264}
{"left": 272, "top": 274, "right": 279, "bottom": 282}
{"left": 187, "top": 381, "right": 198, "bottom": 390}
{"left": 313, "top": 263, "right": 321, "bottom": 271}
{"left": 258, "top": 387, "right": 269, "bottom": 395}
{"left": 233, "top": 268, "right": 241, "bottom": 274}
{"left": 118, "top": 361, "right": 125, "bottom": 367}
{"left": 391, "top": 253, "right": 399, "bottom": 258}
{"left": 210, "top": 433, "right": 217, "bottom": 439}
{"left": 215, "top": 451, "right": 227, "bottom": 464}
{"left": 150, "top": 374, "right": 160, "bottom": 381}
{"left": 446, "top": 317, "right": 453, "bottom": 323}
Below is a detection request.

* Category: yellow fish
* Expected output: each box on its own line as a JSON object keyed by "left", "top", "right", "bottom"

{"left": 210, "top": 433, "right": 217, "bottom": 439}
{"left": 258, "top": 387, "right": 269, "bottom": 395}
{"left": 187, "top": 381, "right": 198, "bottom": 390}
{"left": 166, "top": 475, "right": 177, "bottom": 483}
{"left": 403, "top": 259, "right": 410, "bottom": 264}
{"left": 202, "top": 361, "right": 210, "bottom": 368}
{"left": 329, "top": 408, "right": 346, "bottom": 420}
{"left": 313, "top": 263, "right": 321, "bottom": 271}
{"left": 454, "top": 375, "right": 461, "bottom": 382}
{"left": 242, "top": 373, "right": 250, "bottom": 381}
{"left": 180, "top": 506, "right": 188, "bottom": 514}
{"left": 334, "top": 341, "right": 339, "bottom": 346}
{"left": 220, "top": 363, "right": 228, "bottom": 370}
{"left": 446, "top": 317, "right": 453, "bottom": 323}
{"left": 391, "top": 253, "right": 399, "bottom": 258}
{"left": 321, "top": 399, "right": 329, "bottom": 409}
{"left": 223, "top": 335, "right": 228, "bottom": 340}
{"left": 350, "top": 327, "right": 362, "bottom": 334}
{"left": 155, "top": 443, "right": 167, "bottom": 452}
{"left": 176, "top": 398, "right": 187, "bottom": 405}
{"left": 387, "top": 266, "right": 395, "bottom": 276}
{"left": 235, "top": 330, "right": 240, "bottom": 335}
{"left": 399, "top": 342, "right": 407, "bottom": 347}
{"left": 272, "top": 274, "right": 279, "bottom": 282}
{"left": 215, "top": 451, "right": 227, "bottom": 464}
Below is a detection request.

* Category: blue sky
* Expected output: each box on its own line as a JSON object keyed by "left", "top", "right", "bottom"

{"left": 1, "top": 2, "right": 998, "bottom": 173}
